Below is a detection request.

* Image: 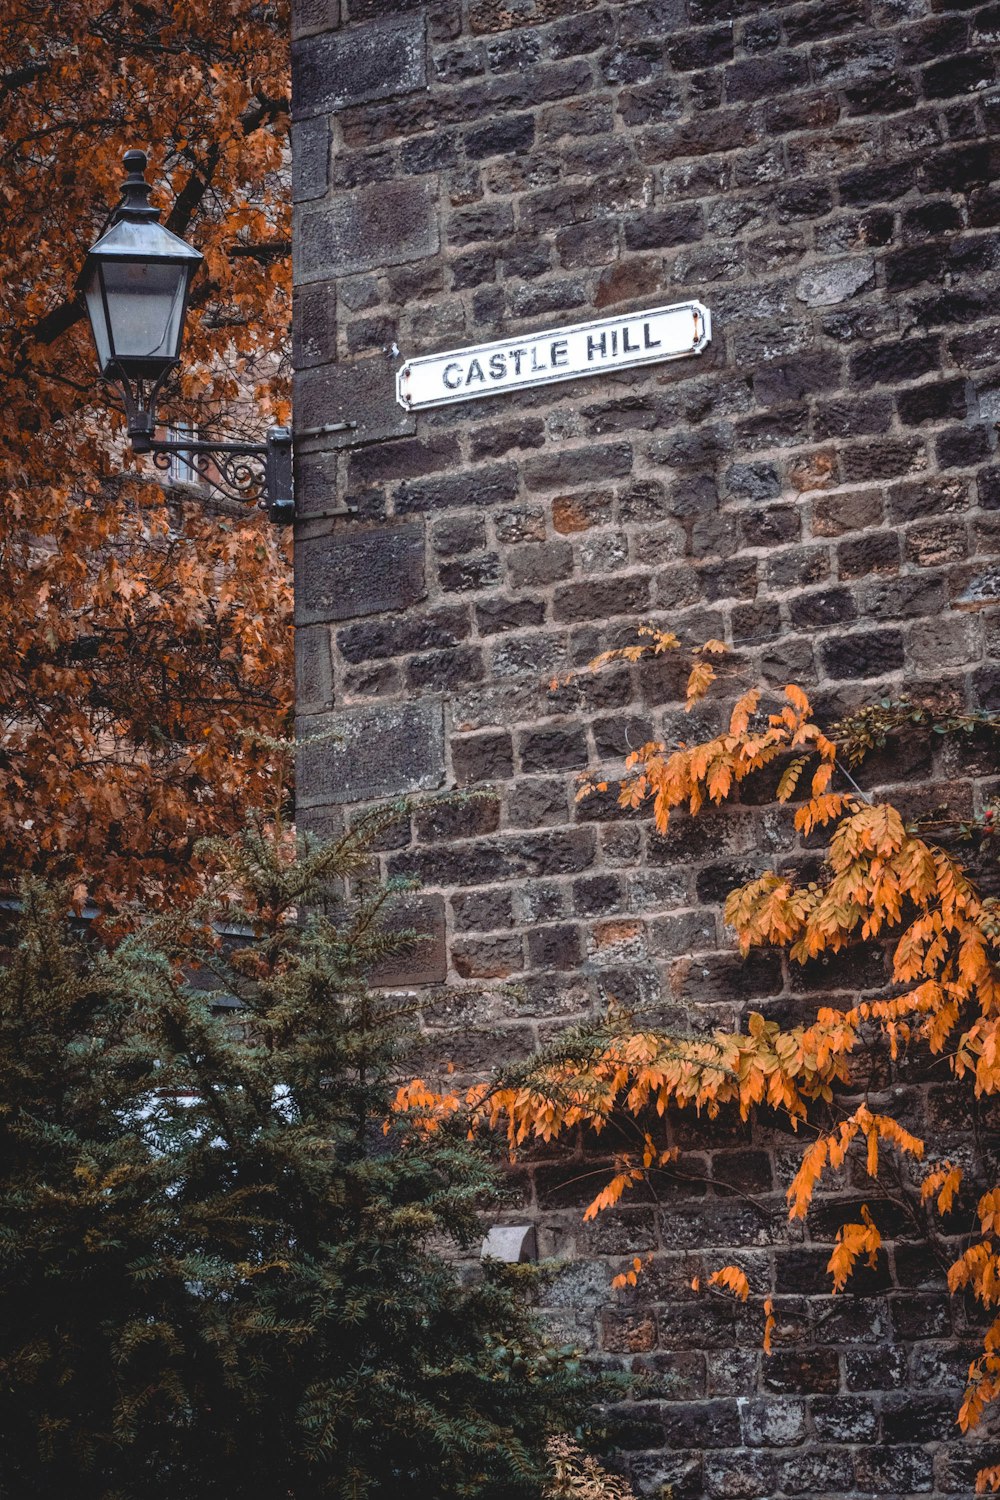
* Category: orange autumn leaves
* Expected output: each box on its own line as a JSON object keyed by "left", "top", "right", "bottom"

{"left": 586, "top": 1139, "right": 678, "bottom": 1229}
{"left": 0, "top": 1, "right": 292, "bottom": 908}
{"left": 396, "top": 645, "right": 1000, "bottom": 1478}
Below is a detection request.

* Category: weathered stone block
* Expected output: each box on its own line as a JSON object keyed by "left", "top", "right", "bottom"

{"left": 778, "top": 1449, "right": 856, "bottom": 1495}
{"left": 451, "top": 887, "right": 515, "bottom": 931}
{"left": 526, "top": 922, "right": 582, "bottom": 970}
{"left": 726, "top": 52, "right": 809, "bottom": 102}
{"left": 623, "top": 204, "right": 704, "bottom": 250}
{"left": 725, "top": 461, "right": 782, "bottom": 500}
{"left": 395, "top": 463, "right": 519, "bottom": 514}
{"left": 741, "top": 1398, "right": 806, "bottom": 1448}
{"left": 838, "top": 531, "right": 900, "bottom": 578}
{"left": 292, "top": 117, "right": 329, "bottom": 202}
{"left": 796, "top": 255, "right": 874, "bottom": 307}
{"left": 820, "top": 629, "right": 905, "bottom": 680}
{"left": 507, "top": 541, "right": 574, "bottom": 589}
{"left": 553, "top": 575, "right": 651, "bottom": 622}
{"left": 350, "top": 435, "right": 461, "bottom": 486}
{"left": 475, "top": 596, "right": 546, "bottom": 634}
{"left": 788, "top": 586, "right": 857, "bottom": 629}
{"left": 337, "top": 603, "right": 470, "bottom": 664}
{"left": 295, "top": 624, "right": 334, "bottom": 713}
{"left": 438, "top": 553, "right": 502, "bottom": 592}
{"left": 298, "top": 181, "right": 439, "bottom": 281}
{"left": 452, "top": 731, "right": 514, "bottom": 784}
{"left": 451, "top": 933, "right": 524, "bottom": 979}
{"left": 661, "top": 1400, "right": 741, "bottom": 1449}
{"left": 297, "top": 697, "right": 445, "bottom": 806}
{"left": 407, "top": 645, "right": 485, "bottom": 691}
{"left": 295, "top": 519, "right": 426, "bottom": 625}
{"left": 506, "top": 776, "right": 569, "bottom": 829}
{"left": 295, "top": 446, "right": 354, "bottom": 525}
{"left": 292, "top": 15, "right": 425, "bottom": 118}
{"left": 853, "top": 1445, "right": 934, "bottom": 1495}
{"left": 523, "top": 442, "right": 634, "bottom": 491}
{"left": 292, "top": 0, "right": 340, "bottom": 42}
{"left": 860, "top": 572, "right": 947, "bottom": 621}
{"left": 762, "top": 1350, "right": 841, "bottom": 1395}
{"left": 518, "top": 725, "right": 588, "bottom": 772}
{"left": 292, "top": 280, "right": 337, "bottom": 370}
{"left": 294, "top": 354, "right": 415, "bottom": 451}
{"left": 367, "top": 893, "right": 448, "bottom": 987}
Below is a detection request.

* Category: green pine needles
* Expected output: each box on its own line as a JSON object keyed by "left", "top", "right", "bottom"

{"left": 0, "top": 816, "right": 595, "bottom": 1499}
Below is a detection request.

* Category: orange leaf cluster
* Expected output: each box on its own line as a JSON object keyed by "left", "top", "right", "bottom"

{"left": 599, "top": 681, "right": 838, "bottom": 837}
{"left": 921, "top": 1162, "right": 964, "bottom": 1217}
{"left": 387, "top": 1078, "right": 463, "bottom": 1136}
{"left": 827, "top": 1206, "right": 882, "bottom": 1294}
{"left": 707, "top": 1264, "right": 750, "bottom": 1301}
{"left": 762, "top": 1297, "right": 775, "bottom": 1356}
{"left": 398, "top": 666, "right": 1000, "bottom": 1474}
{"left": 611, "top": 1257, "right": 646, "bottom": 1291}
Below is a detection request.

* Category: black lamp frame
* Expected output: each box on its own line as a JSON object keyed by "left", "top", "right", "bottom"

{"left": 86, "top": 151, "right": 314, "bottom": 524}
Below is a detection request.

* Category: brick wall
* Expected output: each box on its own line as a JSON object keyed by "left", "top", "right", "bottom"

{"left": 292, "top": 2, "right": 1000, "bottom": 1494}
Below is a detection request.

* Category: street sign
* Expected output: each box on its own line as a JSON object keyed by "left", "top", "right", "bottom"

{"left": 395, "top": 300, "right": 711, "bottom": 411}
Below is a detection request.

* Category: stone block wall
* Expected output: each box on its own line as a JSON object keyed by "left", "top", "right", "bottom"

{"left": 292, "top": 1, "right": 1000, "bottom": 1493}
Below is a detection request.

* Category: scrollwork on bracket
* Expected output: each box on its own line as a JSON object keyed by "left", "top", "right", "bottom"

{"left": 150, "top": 444, "right": 269, "bottom": 507}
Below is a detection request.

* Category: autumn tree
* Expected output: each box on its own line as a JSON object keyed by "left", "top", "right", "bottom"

{"left": 400, "top": 634, "right": 1000, "bottom": 1489}
{"left": 0, "top": 1, "right": 293, "bottom": 909}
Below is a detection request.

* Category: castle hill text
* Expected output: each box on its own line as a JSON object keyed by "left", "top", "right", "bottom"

{"left": 396, "top": 301, "right": 712, "bottom": 411}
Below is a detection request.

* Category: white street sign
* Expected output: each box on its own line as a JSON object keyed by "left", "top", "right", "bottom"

{"left": 395, "top": 300, "right": 711, "bottom": 411}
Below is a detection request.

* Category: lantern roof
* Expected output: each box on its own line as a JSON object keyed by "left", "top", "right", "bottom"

{"left": 85, "top": 213, "right": 203, "bottom": 266}
{"left": 84, "top": 150, "right": 203, "bottom": 270}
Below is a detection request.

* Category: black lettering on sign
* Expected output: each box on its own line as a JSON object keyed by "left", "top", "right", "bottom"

{"left": 511, "top": 348, "right": 527, "bottom": 375}
{"left": 466, "top": 358, "right": 485, "bottom": 385}
{"left": 443, "top": 362, "right": 463, "bottom": 390}
{"left": 644, "top": 322, "right": 661, "bottom": 349}
{"left": 489, "top": 353, "right": 507, "bottom": 380}
{"left": 530, "top": 345, "right": 547, "bottom": 373}
{"left": 622, "top": 325, "right": 640, "bottom": 353}
{"left": 551, "top": 339, "right": 569, "bottom": 368}
{"left": 586, "top": 332, "right": 607, "bottom": 361}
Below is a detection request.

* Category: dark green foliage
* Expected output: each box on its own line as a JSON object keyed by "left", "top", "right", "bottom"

{"left": 0, "top": 819, "right": 593, "bottom": 1499}
{"left": 834, "top": 695, "right": 1000, "bottom": 766}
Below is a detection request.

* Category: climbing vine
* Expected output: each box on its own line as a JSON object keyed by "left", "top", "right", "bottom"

{"left": 398, "top": 632, "right": 1000, "bottom": 1489}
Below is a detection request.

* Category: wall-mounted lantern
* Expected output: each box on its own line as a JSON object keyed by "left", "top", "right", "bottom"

{"left": 80, "top": 150, "right": 304, "bottom": 521}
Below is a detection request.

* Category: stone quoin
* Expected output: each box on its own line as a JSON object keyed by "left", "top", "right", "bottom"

{"left": 292, "top": 1, "right": 1000, "bottom": 1494}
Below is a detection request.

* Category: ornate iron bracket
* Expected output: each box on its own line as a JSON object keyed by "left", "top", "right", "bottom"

{"left": 148, "top": 431, "right": 294, "bottom": 523}
{"left": 105, "top": 363, "right": 356, "bottom": 524}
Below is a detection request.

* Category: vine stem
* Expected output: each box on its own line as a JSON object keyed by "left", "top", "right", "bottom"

{"left": 835, "top": 757, "right": 874, "bottom": 806}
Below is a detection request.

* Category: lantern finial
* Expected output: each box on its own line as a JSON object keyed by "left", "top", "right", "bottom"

{"left": 114, "top": 149, "right": 158, "bottom": 223}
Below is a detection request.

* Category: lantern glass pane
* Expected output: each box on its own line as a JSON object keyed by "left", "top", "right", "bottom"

{"left": 100, "top": 259, "right": 189, "bottom": 366}
{"left": 82, "top": 264, "right": 112, "bottom": 373}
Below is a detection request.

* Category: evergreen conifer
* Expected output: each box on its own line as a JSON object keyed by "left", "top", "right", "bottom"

{"left": 0, "top": 817, "right": 595, "bottom": 1499}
